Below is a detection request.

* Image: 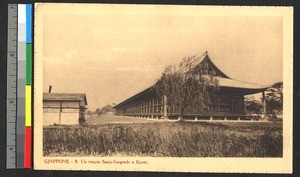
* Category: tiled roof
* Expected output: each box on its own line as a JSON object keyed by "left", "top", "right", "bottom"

{"left": 178, "top": 52, "right": 208, "bottom": 73}
{"left": 178, "top": 51, "right": 268, "bottom": 89}
{"left": 178, "top": 51, "right": 230, "bottom": 78}
{"left": 218, "top": 77, "right": 269, "bottom": 90}
{"left": 43, "top": 93, "right": 88, "bottom": 105}
{"left": 114, "top": 51, "right": 270, "bottom": 108}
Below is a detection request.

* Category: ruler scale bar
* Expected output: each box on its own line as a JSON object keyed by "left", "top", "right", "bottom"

{"left": 7, "top": 4, "right": 32, "bottom": 169}
{"left": 25, "top": 4, "right": 32, "bottom": 168}
{"left": 7, "top": 4, "right": 18, "bottom": 169}
{"left": 17, "top": 4, "right": 26, "bottom": 168}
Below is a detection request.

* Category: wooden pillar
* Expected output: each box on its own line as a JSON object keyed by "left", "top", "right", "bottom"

{"left": 262, "top": 91, "right": 267, "bottom": 119}
{"left": 242, "top": 96, "right": 245, "bottom": 114}
{"left": 59, "top": 101, "right": 62, "bottom": 124}
{"left": 231, "top": 96, "right": 234, "bottom": 113}
{"left": 217, "top": 96, "right": 220, "bottom": 113}
{"left": 163, "top": 95, "right": 168, "bottom": 118}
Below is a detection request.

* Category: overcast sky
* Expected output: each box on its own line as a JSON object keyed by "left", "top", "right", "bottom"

{"left": 40, "top": 4, "right": 283, "bottom": 110}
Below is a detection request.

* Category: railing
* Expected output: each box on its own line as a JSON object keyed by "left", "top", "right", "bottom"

{"left": 121, "top": 112, "right": 262, "bottom": 121}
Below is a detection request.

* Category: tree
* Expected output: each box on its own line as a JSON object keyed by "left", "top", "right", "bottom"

{"left": 101, "top": 104, "right": 116, "bottom": 115}
{"left": 86, "top": 110, "right": 94, "bottom": 115}
{"left": 154, "top": 55, "right": 219, "bottom": 120}
{"left": 95, "top": 108, "right": 102, "bottom": 115}
{"left": 266, "top": 82, "right": 283, "bottom": 114}
{"left": 244, "top": 96, "right": 263, "bottom": 115}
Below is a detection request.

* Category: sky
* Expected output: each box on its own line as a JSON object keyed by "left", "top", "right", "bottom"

{"left": 40, "top": 4, "right": 283, "bottom": 111}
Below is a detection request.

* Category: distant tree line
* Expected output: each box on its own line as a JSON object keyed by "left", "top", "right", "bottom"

{"left": 244, "top": 82, "right": 283, "bottom": 117}
{"left": 86, "top": 103, "right": 116, "bottom": 116}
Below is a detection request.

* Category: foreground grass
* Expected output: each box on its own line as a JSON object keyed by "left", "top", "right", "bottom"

{"left": 85, "top": 115, "right": 158, "bottom": 124}
{"left": 43, "top": 121, "right": 282, "bottom": 157}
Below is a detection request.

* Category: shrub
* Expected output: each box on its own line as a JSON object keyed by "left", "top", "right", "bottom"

{"left": 43, "top": 122, "right": 282, "bottom": 157}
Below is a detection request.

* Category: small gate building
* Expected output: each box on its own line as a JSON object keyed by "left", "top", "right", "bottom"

{"left": 114, "top": 51, "right": 269, "bottom": 120}
{"left": 43, "top": 93, "right": 88, "bottom": 125}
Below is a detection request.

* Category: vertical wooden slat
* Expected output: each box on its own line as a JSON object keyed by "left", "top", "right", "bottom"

{"left": 231, "top": 96, "right": 234, "bottom": 113}
{"left": 241, "top": 96, "right": 244, "bottom": 114}
{"left": 59, "top": 101, "right": 62, "bottom": 124}
{"left": 262, "top": 91, "right": 267, "bottom": 119}
{"left": 163, "top": 95, "right": 168, "bottom": 118}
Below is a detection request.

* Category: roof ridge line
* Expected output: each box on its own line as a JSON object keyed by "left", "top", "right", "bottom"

{"left": 226, "top": 77, "right": 271, "bottom": 87}
{"left": 178, "top": 51, "right": 208, "bottom": 72}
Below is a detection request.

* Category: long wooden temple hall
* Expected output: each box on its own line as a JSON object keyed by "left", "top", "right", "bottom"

{"left": 114, "top": 52, "right": 269, "bottom": 120}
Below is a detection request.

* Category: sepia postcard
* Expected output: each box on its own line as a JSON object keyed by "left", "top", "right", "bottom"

{"left": 34, "top": 3, "right": 293, "bottom": 173}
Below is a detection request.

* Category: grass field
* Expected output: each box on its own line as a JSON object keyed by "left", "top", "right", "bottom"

{"left": 43, "top": 115, "right": 282, "bottom": 157}
{"left": 85, "top": 115, "right": 160, "bottom": 124}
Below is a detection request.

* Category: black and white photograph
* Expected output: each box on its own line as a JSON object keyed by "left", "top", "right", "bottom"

{"left": 34, "top": 3, "right": 293, "bottom": 173}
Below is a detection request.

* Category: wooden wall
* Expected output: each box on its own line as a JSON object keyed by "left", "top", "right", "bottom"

{"left": 43, "top": 100, "right": 86, "bottom": 125}
{"left": 115, "top": 94, "right": 245, "bottom": 117}
{"left": 116, "top": 96, "right": 163, "bottom": 116}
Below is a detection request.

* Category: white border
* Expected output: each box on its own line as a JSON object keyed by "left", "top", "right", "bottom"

{"left": 34, "top": 4, "right": 293, "bottom": 173}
